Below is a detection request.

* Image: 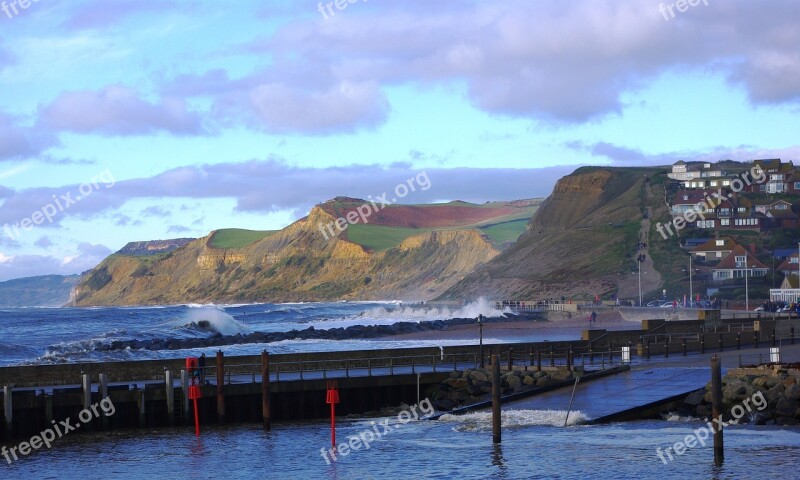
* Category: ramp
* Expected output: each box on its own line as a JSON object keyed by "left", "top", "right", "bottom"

{"left": 505, "top": 367, "right": 710, "bottom": 423}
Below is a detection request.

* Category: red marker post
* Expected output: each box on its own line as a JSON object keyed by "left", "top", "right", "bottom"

{"left": 186, "top": 357, "right": 202, "bottom": 436}
{"left": 325, "top": 381, "right": 340, "bottom": 448}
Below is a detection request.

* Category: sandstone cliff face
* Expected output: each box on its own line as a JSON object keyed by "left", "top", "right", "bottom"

{"left": 71, "top": 206, "right": 501, "bottom": 305}
{"left": 439, "top": 167, "right": 651, "bottom": 301}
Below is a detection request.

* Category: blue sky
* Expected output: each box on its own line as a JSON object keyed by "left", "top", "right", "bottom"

{"left": 0, "top": 0, "right": 799, "bottom": 280}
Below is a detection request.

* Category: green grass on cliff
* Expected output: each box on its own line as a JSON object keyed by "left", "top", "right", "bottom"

{"left": 209, "top": 229, "right": 275, "bottom": 249}
{"left": 478, "top": 218, "right": 529, "bottom": 244}
{"left": 345, "top": 224, "right": 434, "bottom": 251}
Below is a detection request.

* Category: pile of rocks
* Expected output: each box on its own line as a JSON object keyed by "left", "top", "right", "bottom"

{"left": 429, "top": 367, "right": 574, "bottom": 411}
{"left": 678, "top": 365, "right": 800, "bottom": 426}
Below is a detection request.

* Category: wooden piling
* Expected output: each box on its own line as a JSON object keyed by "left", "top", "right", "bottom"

{"left": 536, "top": 350, "right": 541, "bottom": 372}
{"left": 138, "top": 388, "right": 146, "bottom": 427}
{"left": 261, "top": 350, "right": 271, "bottom": 430}
{"left": 216, "top": 350, "right": 225, "bottom": 424}
{"left": 165, "top": 370, "right": 175, "bottom": 426}
{"left": 491, "top": 355, "right": 501, "bottom": 444}
{"left": 99, "top": 373, "right": 109, "bottom": 429}
{"left": 82, "top": 374, "right": 91, "bottom": 411}
{"left": 44, "top": 393, "right": 53, "bottom": 425}
{"left": 181, "top": 369, "right": 189, "bottom": 423}
{"left": 3, "top": 384, "right": 12, "bottom": 438}
{"left": 711, "top": 355, "right": 724, "bottom": 466}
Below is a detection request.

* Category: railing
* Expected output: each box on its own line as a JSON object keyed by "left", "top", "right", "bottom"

{"left": 702, "top": 323, "right": 754, "bottom": 334}
{"left": 200, "top": 352, "right": 481, "bottom": 384}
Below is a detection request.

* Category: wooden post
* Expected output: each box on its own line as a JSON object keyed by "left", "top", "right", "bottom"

{"left": 737, "top": 333, "right": 741, "bottom": 350}
{"left": 507, "top": 348, "right": 513, "bottom": 371}
{"left": 216, "top": 350, "right": 225, "bottom": 424}
{"left": 44, "top": 393, "right": 53, "bottom": 425}
{"left": 138, "top": 388, "right": 146, "bottom": 427}
{"left": 81, "top": 374, "right": 91, "bottom": 410}
{"left": 771, "top": 329, "right": 776, "bottom": 347}
{"left": 99, "top": 373, "right": 109, "bottom": 429}
{"left": 711, "top": 356, "right": 724, "bottom": 466}
{"left": 718, "top": 334, "right": 723, "bottom": 352}
{"left": 3, "top": 385, "right": 12, "bottom": 438}
{"left": 792, "top": 327, "right": 795, "bottom": 345}
{"left": 536, "top": 350, "right": 542, "bottom": 372}
{"left": 181, "top": 369, "right": 189, "bottom": 423}
{"left": 165, "top": 370, "right": 174, "bottom": 426}
{"left": 491, "top": 355, "right": 501, "bottom": 444}
{"left": 261, "top": 350, "right": 271, "bottom": 430}
{"left": 566, "top": 346, "right": 572, "bottom": 371}
{"left": 81, "top": 374, "right": 92, "bottom": 430}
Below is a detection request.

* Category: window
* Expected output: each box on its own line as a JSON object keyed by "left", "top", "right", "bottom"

{"left": 774, "top": 204, "right": 788, "bottom": 210}
{"left": 717, "top": 271, "right": 730, "bottom": 279}
{"left": 715, "top": 240, "right": 724, "bottom": 246}
{"left": 721, "top": 219, "right": 730, "bottom": 226}
{"left": 716, "top": 251, "right": 722, "bottom": 258}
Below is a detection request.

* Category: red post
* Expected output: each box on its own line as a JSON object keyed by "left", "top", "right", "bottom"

{"left": 325, "top": 381, "right": 339, "bottom": 449}
{"left": 186, "top": 356, "right": 202, "bottom": 436}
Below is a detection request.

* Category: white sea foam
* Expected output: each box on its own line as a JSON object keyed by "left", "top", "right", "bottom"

{"left": 438, "top": 409, "right": 588, "bottom": 430}
{"left": 181, "top": 307, "right": 249, "bottom": 335}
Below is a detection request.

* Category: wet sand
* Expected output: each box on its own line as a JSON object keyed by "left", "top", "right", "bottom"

{"left": 387, "top": 309, "right": 642, "bottom": 342}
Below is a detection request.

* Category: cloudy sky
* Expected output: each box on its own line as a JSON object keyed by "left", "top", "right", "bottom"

{"left": 0, "top": 0, "right": 798, "bottom": 281}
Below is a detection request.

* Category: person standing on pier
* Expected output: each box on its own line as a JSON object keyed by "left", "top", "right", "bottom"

{"left": 199, "top": 353, "right": 206, "bottom": 384}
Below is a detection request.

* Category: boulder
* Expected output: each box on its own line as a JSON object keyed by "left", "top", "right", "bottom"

{"left": 684, "top": 390, "right": 705, "bottom": 406}
{"left": 505, "top": 374, "right": 521, "bottom": 390}
{"left": 469, "top": 370, "right": 488, "bottom": 382}
{"left": 776, "top": 398, "right": 799, "bottom": 417}
{"left": 752, "top": 377, "right": 769, "bottom": 389}
{"left": 785, "top": 383, "right": 800, "bottom": 401}
{"left": 766, "top": 384, "right": 785, "bottom": 403}
{"left": 535, "top": 377, "right": 550, "bottom": 387}
{"left": 523, "top": 375, "right": 535, "bottom": 386}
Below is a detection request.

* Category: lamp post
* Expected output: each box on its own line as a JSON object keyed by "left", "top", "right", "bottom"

{"left": 636, "top": 253, "right": 646, "bottom": 306}
{"left": 689, "top": 255, "right": 693, "bottom": 307}
{"left": 744, "top": 250, "right": 752, "bottom": 311}
{"left": 478, "top": 314, "right": 484, "bottom": 368}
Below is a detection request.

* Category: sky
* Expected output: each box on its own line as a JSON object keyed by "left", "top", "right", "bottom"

{"left": 0, "top": 0, "right": 799, "bottom": 281}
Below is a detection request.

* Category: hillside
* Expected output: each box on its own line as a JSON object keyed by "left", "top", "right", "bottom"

{"left": 438, "top": 167, "right": 663, "bottom": 301}
{"left": 0, "top": 275, "right": 79, "bottom": 307}
{"left": 70, "top": 199, "right": 539, "bottom": 305}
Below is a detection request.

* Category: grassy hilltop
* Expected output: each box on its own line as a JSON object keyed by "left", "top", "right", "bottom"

{"left": 71, "top": 199, "right": 540, "bottom": 305}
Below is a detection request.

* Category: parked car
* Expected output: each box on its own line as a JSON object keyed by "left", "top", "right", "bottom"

{"left": 646, "top": 300, "right": 661, "bottom": 307}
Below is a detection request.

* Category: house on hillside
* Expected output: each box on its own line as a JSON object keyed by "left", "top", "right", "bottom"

{"left": 691, "top": 237, "right": 737, "bottom": 263}
{"left": 777, "top": 253, "right": 800, "bottom": 278}
{"left": 668, "top": 161, "right": 726, "bottom": 183}
{"left": 753, "top": 199, "right": 793, "bottom": 214}
{"left": 671, "top": 190, "right": 713, "bottom": 215}
{"left": 711, "top": 245, "right": 768, "bottom": 282}
{"left": 749, "top": 159, "right": 796, "bottom": 193}
{"left": 770, "top": 275, "right": 800, "bottom": 303}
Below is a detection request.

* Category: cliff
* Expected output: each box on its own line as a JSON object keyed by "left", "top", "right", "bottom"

{"left": 438, "top": 167, "right": 662, "bottom": 301}
{"left": 71, "top": 199, "right": 535, "bottom": 305}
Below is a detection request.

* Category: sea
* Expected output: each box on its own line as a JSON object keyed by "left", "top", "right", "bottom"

{"left": 1, "top": 300, "right": 799, "bottom": 479}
